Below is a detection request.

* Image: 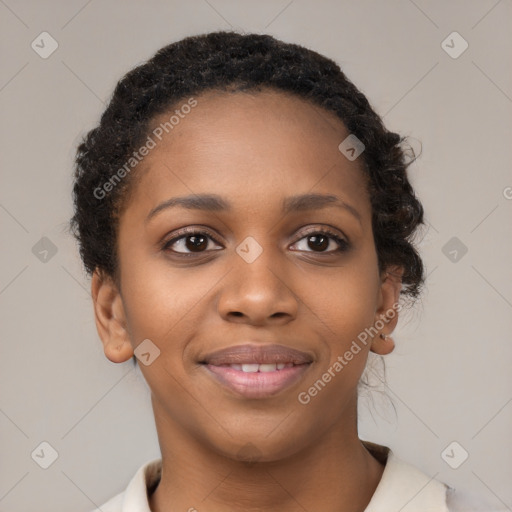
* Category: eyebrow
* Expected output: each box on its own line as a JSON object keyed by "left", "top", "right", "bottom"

{"left": 145, "top": 193, "right": 362, "bottom": 224}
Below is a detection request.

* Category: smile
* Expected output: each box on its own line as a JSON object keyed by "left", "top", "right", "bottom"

{"left": 203, "top": 363, "right": 312, "bottom": 399}
{"left": 199, "top": 343, "right": 314, "bottom": 398}
{"left": 215, "top": 362, "right": 295, "bottom": 372}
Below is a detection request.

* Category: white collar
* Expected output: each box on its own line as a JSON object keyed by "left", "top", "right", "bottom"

{"left": 362, "top": 441, "right": 449, "bottom": 511}
{"left": 111, "top": 442, "right": 449, "bottom": 511}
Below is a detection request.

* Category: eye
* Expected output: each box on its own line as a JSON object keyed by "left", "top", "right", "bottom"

{"left": 162, "top": 229, "right": 223, "bottom": 256}
{"left": 290, "top": 228, "right": 349, "bottom": 254}
{"left": 162, "top": 226, "right": 349, "bottom": 258}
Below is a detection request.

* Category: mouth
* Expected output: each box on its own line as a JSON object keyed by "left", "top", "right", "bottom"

{"left": 199, "top": 344, "right": 313, "bottom": 399}
{"left": 207, "top": 362, "right": 297, "bottom": 372}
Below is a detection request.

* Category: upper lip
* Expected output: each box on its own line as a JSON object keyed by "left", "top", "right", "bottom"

{"left": 200, "top": 344, "right": 314, "bottom": 366}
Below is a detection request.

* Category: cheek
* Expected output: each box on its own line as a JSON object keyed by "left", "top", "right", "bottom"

{"left": 117, "top": 229, "right": 185, "bottom": 341}
{"left": 314, "top": 251, "right": 381, "bottom": 382}
{"left": 319, "top": 249, "right": 380, "bottom": 335}
{"left": 119, "top": 253, "right": 221, "bottom": 351}
{"left": 300, "top": 264, "right": 380, "bottom": 413}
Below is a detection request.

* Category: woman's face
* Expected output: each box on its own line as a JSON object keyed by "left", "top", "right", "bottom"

{"left": 94, "top": 88, "right": 400, "bottom": 461}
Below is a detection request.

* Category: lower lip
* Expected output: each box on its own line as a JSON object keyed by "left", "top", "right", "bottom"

{"left": 203, "top": 364, "right": 311, "bottom": 399}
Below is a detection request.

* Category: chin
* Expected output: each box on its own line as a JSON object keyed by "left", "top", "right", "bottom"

{"left": 207, "top": 429, "right": 310, "bottom": 464}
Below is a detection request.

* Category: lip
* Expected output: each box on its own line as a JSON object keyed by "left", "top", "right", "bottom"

{"left": 199, "top": 344, "right": 314, "bottom": 399}
{"left": 200, "top": 344, "right": 314, "bottom": 366}
{"left": 203, "top": 363, "right": 311, "bottom": 399}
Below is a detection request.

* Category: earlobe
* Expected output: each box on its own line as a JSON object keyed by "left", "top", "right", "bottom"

{"left": 370, "top": 265, "right": 404, "bottom": 355}
{"left": 370, "top": 333, "right": 395, "bottom": 355}
{"left": 91, "top": 269, "right": 133, "bottom": 363}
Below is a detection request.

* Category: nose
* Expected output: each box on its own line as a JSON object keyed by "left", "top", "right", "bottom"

{"left": 217, "top": 246, "right": 299, "bottom": 326}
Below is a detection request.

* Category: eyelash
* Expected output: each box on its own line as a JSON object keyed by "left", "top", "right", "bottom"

{"left": 161, "top": 226, "right": 350, "bottom": 258}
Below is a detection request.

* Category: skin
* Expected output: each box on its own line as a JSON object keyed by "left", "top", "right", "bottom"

{"left": 91, "top": 88, "right": 403, "bottom": 512}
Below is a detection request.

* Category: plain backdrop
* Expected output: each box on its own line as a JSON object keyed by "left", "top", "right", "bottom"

{"left": 1, "top": 1, "right": 511, "bottom": 510}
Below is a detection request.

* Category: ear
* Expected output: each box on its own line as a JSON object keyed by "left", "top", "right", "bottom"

{"left": 91, "top": 268, "right": 133, "bottom": 363}
{"left": 370, "top": 265, "right": 403, "bottom": 356}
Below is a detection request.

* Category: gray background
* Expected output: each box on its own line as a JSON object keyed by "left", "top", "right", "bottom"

{"left": 1, "top": 1, "right": 511, "bottom": 510}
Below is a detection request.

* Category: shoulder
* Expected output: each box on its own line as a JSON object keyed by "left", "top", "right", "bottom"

{"left": 88, "top": 458, "right": 162, "bottom": 512}
{"left": 446, "top": 486, "right": 507, "bottom": 511}
{"left": 362, "top": 441, "right": 504, "bottom": 512}
{"left": 363, "top": 441, "right": 449, "bottom": 511}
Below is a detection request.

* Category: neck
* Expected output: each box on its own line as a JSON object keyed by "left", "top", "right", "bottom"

{"left": 149, "top": 398, "right": 384, "bottom": 512}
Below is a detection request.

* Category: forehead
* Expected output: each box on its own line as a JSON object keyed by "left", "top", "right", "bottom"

{"left": 127, "top": 88, "right": 370, "bottom": 218}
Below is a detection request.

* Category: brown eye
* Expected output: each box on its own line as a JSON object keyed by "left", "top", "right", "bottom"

{"left": 163, "top": 230, "right": 223, "bottom": 255}
{"left": 307, "top": 234, "right": 330, "bottom": 252}
{"left": 185, "top": 234, "right": 208, "bottom": 252}
{"left": 291, "top": 229, "right": 349, "bottom": 254}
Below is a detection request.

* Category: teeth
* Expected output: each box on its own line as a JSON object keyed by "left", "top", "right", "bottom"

{"left": 241, "top": 364, "right": 259, "bottom": 372}
{"left": 223, "top": 363, "right": 294, "bottom": 372}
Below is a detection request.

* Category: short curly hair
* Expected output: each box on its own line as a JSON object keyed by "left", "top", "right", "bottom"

{"left": 70, "top": 30, "right": 424, "bottom": 300}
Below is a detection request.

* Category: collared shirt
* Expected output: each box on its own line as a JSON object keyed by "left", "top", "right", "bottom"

{"left": 91, "top": 442, "right": 501, "bottom": 511}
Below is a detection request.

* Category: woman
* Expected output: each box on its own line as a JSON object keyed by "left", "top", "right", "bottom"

{"left": 71, "top": 31, "right": 495, "bottom": 511}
